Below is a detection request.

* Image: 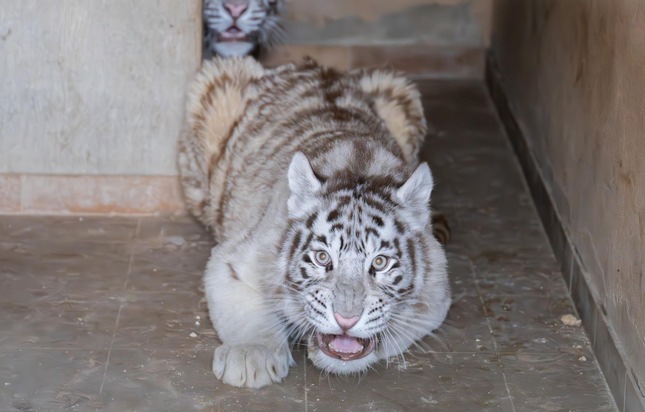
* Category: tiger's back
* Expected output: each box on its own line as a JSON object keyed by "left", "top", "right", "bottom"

{"left": 179, "top": 57, "right": 426, "bottom": 243}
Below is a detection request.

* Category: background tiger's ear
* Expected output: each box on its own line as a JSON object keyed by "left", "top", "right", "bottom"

{"left": 287, "top": 152, "right": 322, "bottom": 219}
{"left": 396, "top": 163, "right": 434, "bottom": 230}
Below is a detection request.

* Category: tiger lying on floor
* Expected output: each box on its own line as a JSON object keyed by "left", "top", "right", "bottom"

{"left": 178, "top": 57, "right": 451, "bottom": 388}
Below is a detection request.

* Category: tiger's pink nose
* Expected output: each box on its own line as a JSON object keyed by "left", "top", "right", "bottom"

{"left": 224, "top": 2, "right": 248, "bottom": 18}
{"left": 334, "top": 312, "right": 360, "bottom": 331}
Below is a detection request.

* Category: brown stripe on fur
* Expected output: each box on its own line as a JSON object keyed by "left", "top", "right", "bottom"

{"left": 305, "top": 212, "right": 318, "bottom": 229}
{"left": 431, "top": 212, "right": 451, "bottom": 245}
{"left": 227, "top": 264, "right": 240, "bottom": 281}
{"left": 323, "top": 174, "right": 401, "bottom": 198}
{"left": 406, "top": 237, "right": 417, "bottom": 275}
{"left": 288, "top": 230, "right": 302, "bottom": 261}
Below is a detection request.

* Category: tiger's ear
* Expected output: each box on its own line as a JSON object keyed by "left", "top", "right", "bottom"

{"left": 396, "top": 163, "right": 434, "bottom": 230}
{"left": 287, "top": 152, "right": 322, "bottom": 219}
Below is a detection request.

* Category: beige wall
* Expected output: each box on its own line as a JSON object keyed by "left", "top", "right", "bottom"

{"left": 491, "top": 0, "right": 645, "bottom": 386}
{"left": 284, "top": 0, "right": 491, "bottom": 46}
{"left": 0, "top": 0, "right": 201, "bottom": 176}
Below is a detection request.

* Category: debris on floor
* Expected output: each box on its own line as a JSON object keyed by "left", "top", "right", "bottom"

{"left": 561, "top": 314, "right": 582, "bottom": 327}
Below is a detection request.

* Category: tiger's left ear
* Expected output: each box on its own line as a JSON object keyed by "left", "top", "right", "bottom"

{"left": 396, "top": 163, "right": 434, "bottom": 230}
{"left": 287, "top": 152, "right": 322, "bottom": 219}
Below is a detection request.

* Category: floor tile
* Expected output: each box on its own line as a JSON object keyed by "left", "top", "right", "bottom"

{"left": 0, "top": 241, "right": 132, "bottom": 297}
{"left": 0, "top": 349, "right": 106, "bottom": 411}
{"left": 0, "top": 295, "right": 119, "bottom": 350}
{"left": 98, "top": 348, "right": 306, "bottom": 411}
{"left": 446, "top": 251, "right": 479, "bottom": 297}
{"left": 484, "top": 294, "right": 590, "bottom": 353}
{"left": 423, "top": 102, "right": 502, "bottom": 136}
{"left": 125, "top": 240, "right": 211, "bottom": 293}
{"left": 306, "top": 352, "right": 514, "bottom": 411}
{"left": 112, "top": 292, "right": 213, "bottom": 351}
{"left": 501, "top": 352, "right": 616, "bottom": 411}
{"left": 438, "top": 294, "right": 497, "bottom": 353}
{"left": 473, "top": 256, "right": 566, "bottom": 298}
{"left": 624, "top": 371, "right": 645, "bottom": 412}
{"left": 0, "top": 216, "right": 137, "bottom": 243}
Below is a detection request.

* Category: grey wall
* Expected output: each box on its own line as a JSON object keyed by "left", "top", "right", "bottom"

{"left": 283, "top": 0, "right": 491, "bottom": 46}
{"left": 0, "top": 0, "right": 201, "bottom": 176}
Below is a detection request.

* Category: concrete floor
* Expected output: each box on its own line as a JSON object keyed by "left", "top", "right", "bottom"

{"left": 0, "top": 80, "right": 617, "bottom": 411}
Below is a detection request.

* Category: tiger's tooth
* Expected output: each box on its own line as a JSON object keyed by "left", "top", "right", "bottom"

{"left": 329, "top": 341, "right": 364, "bottom": 353}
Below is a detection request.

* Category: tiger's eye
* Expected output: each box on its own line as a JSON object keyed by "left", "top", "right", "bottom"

{"left": 372, "top": 255, "right": 389, "bottom": 271}
{"left": 314, "top": 251, "right": 331, "bottom": 266}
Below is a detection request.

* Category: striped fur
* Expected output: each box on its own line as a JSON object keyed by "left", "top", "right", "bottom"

{"left": 178, "top": 57, "right": 451, "bottom": 388}
{"left": 204, "top": 0, "right": 283, "bottom": 58}
{"left": 431, "top": 212, "right": 451, "bottom": 245}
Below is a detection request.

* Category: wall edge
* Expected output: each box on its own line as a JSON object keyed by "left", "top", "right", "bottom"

{"left": 485, "top": 51, "right": 645, "bottom": 412}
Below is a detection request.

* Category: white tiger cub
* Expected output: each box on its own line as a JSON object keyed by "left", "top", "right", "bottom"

{"left": 178, "top": 57, "right": 451, "bottom": 388}
{"left": 204, "top": 0, "right": 283, "bottom": 57}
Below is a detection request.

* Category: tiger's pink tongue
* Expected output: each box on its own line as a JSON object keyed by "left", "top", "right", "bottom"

{"left": 329, "top": 336, "right": 363, "bottom": 353}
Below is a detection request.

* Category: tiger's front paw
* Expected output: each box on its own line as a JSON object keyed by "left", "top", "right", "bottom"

{"left": 212, "top": 344, "right": 292, "bottom": 388}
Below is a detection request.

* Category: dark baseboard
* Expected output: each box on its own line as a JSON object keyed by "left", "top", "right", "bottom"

{"left": 485, "top": 51, "right": 645, "bottom": 412}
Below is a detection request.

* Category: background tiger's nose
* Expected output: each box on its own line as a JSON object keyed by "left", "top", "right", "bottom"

{"left": 224, "top": 2, "right": 248, "bottom": 18}
{"left": 334, "top": 312, "right": 360, "bottom": 331}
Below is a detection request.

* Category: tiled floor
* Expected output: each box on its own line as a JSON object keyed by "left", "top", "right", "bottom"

{"left": 0, "top": 81, "right": 617, "bottom": 411}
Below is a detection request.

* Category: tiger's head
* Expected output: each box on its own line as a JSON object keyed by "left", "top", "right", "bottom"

{"left": 276, "top": 152, "right": 451, "bottom": 375}
{"left": 204, "top": 0, "right": 283, "bottom": 57}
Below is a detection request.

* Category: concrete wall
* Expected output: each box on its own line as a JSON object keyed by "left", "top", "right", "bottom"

{"left": 491, "top": 0, "right": 645, "bottom": 398}
{"left": 283, "top": 0, "right": 491, "bottom": 47}
{"left": 261, "top": 0, "right": 492, "bottom": 79}
{"left": 0, "top": 0, "right": 201, "bottom": 176}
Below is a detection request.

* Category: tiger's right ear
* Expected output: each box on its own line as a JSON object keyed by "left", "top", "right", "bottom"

{"left": 287, "top": 152, "right": 322, "bottom": 219}
{"left": 395, "top": 163, "right": 434, "bottom": 231}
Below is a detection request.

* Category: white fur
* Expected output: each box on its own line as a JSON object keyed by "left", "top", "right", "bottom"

{"left": 278, "top": 170, "right": 450, "bottom": 375}
{"left": 178, "top": 58, "right": 450, "bottom": 389}
{"left": 396, "top": 163, "right": 434, "bottom": 231}
{"left": 287, "top": 152, "right": 322, "bottom": 219}
{"left": 205, "top": 241, "right": 294, "bottom": 388}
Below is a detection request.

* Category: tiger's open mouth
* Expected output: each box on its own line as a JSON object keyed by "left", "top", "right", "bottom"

{"left": 219, "top": 27, "right": 248, "bottom": 42}
{"left": 316, "top": 333, "right": 376, "bottom": 361}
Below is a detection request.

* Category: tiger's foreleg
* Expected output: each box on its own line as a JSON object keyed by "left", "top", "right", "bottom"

{"left": 204, "top": 244, "right": 294, "bottom": 388}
